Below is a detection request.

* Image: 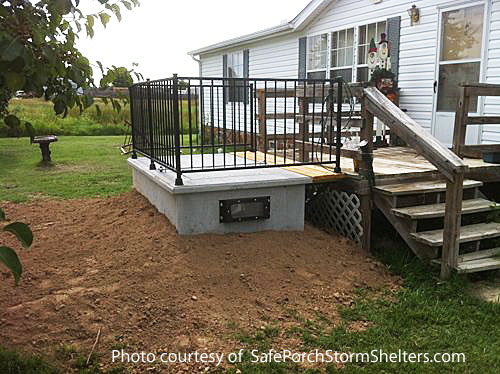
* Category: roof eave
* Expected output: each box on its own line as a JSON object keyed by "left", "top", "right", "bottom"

{"left": 187, "top": 23, "right": 294, "bottom": 56}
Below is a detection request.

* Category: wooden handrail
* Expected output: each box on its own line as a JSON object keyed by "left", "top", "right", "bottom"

{"left": 453, "top": 83, "right": 500, "bottom": 158}
{"left": 361, "top": 87, "right": 469, "bottom": 280}
{"left": 363, "top": 87, "right": 468, "bottom": 182}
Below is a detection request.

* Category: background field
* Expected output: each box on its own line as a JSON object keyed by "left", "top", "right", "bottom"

{"left": 0, "top": 98, "right": 199, "bottom": 138}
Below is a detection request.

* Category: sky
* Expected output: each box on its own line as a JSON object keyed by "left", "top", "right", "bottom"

{"left": 76, "top": 0, "right": 311, "bottom": 83}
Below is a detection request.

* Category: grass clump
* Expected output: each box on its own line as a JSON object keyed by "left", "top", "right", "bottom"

{"left": 0, "top": 346, "right": 60, "bottom": 374}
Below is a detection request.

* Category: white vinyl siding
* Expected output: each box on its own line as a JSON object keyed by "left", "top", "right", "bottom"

{"left": 483, "top": 0, "right": 500, "bottom": 143}
{"left": 200, "top": 34, "right": 300, "bottom": 135}
{"left": 197, "top": 0, "right": 500, "bottom": 142}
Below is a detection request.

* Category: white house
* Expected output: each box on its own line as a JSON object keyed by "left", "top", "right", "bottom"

{"left": 189, "top": 0, "right": 500, "bottom": 146}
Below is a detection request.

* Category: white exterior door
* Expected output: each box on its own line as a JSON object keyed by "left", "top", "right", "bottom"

{"left": 433, "top": 3, "right": 486, "bottom": 147}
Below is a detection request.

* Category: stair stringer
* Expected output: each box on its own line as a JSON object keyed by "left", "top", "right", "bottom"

{"left": 373, "top": 192, "right": 439, "bottom": 260}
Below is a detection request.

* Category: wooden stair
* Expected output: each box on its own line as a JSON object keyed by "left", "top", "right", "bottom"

{"left": 373, "top": 178, "right": 500, "bottom": 275}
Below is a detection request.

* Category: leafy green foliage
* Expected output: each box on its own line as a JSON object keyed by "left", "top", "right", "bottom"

{"left": 0, "top": 246, "right": 22, "bottom": 285}
{"left": 0, "top": 0, "right": 140, "bottom": 127}
{"left": 0, "top": 210, "right": 33, "bottom": 285}
{"left": 3, "top": 222, "right": 33, "bottom": 248}
{"left": 0, "top": 346, "right": 60, "bottom": 374}
{"left": 98, "top": 63, "right": 143, "bottom": 88}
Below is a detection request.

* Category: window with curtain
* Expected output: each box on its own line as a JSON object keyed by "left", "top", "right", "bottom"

{"left": 226, "top": 51, "right": 245, "bottom": 102}
{"left": 357, "top": 21, "right": 386, "bottom": 82}
{"left": 330, "top": 28, "right": 354, "bottom": 82}
{"left": 307, "top": 34, "right": 328, "bottom": 79}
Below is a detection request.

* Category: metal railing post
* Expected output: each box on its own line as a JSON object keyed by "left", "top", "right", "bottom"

{"left": 335, "top": 78, "right": 343, "bottom": 173}
{"left": 128, "top": 86, "right": 138, "bottom": 159}
{"left": 172, "top": 74, "right": 183, "bottom": 186}
{"left": 146, "top": 79, "right": 156, "bottom": 170}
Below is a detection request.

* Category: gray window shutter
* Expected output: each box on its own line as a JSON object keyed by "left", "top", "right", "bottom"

{"left": 243, "top": 49, "right": 249, "bottom": 78}
{"left": 223, "top": 54, "right": 228, "bottom": 78}
{"left": 387, "top": 16, "right": 401, "bottom": 81}
{"left": 243, "top": 49, "right": 250, "bottom": 103}
{"left": 223, "top": 54, "right": 228, "bottom": 103}
{"left": 298, "top": 37, "right": 307, "bottom": 79}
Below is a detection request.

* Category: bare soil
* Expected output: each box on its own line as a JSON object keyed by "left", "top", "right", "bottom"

{"left": 0, "top": 191, "right": 397, "bottom": 372}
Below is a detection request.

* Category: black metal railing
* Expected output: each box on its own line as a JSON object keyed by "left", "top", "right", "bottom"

{"left": 129, "top": 75, "right": 346, "bottom": 185}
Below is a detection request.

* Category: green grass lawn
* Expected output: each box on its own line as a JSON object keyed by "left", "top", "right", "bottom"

{"left": 0, "top": 136, "right": 131, "bottom": 203}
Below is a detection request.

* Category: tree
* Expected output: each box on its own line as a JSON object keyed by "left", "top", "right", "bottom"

{"left": 100, "top": 65, "right": 136, "bottom": 88}
{"left": 0, "top": 0, "right": 141, "bottom": 128}
{"left": 0, "top": 208, "right": 33, "bottom": 286}
{"left": 111, "top": 67, "right": 133, "bottom": 87}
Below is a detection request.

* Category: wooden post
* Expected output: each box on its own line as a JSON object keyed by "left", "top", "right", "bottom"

{"left": 360, "top": 194, "right": 372, "bottom": 252}
{"left": 360, "top": 96, "right": 374, "bottom": 176}
{"left": 452, "top": 87, "right": 470, "bottom": 158}
{"left": 441, "top": 173, "right": 464, "bottom": 279}
{"left": 359, "top": 96, "right": 375, "bottom": 253}
{"left": 257, "top": 89, "right": 266, "bottom": 152}
{"left": 298, "top": 95, "right": 309, "bottom": 162}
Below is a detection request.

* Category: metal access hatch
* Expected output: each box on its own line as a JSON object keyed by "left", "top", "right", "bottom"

{"left": 219, "top": 196, "right": 271, "bottom": 223}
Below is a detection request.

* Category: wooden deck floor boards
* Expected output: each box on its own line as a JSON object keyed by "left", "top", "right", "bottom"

{"left": 236, "top": 146, "right": 500, "bottom": 183}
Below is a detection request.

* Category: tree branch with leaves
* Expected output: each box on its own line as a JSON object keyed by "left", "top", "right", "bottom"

{"left": 0, "top": 208, "right": 33, "bottom": 286}
{"left": 0, "top": 0, "right": 140, "bottom": 129}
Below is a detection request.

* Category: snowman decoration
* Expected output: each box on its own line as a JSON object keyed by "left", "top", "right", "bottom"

{"left": 377, "top": 33, "right": 391, "bottom": 71}
{"left": 367, "top": 38, "right": 378, "bottom": 80}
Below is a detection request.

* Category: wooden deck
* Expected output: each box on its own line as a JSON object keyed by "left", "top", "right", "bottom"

{"left": 236, "top": 151, "right": 346, "bottom": 182}
{"left": 343, "top": 146, "right": 500, "bottom": 182}
{"left": 238, "top": 146, "right": 500, "bottom": 183}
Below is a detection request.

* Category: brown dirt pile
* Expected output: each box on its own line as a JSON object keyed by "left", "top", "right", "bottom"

{"left": 0, "top": 190, "right": 396, "bottom": 372}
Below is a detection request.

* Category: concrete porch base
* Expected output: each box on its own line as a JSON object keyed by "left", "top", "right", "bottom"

{"left": 128, "top": 155, "right": 311, "bottom": 235}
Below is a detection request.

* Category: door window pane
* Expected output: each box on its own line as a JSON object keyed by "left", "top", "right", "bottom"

{"left": 441, "top": 5, "right": 484, "bottom": 61}
{"left": 437, "top": 62, "right": 480, "bottom": 111}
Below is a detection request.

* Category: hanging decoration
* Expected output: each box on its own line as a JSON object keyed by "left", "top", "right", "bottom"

{"left": 366, "top": 33, "right": 399, "bottom": 147}
{"left": 367, "top": 33, "right": 397, "bottom": 103}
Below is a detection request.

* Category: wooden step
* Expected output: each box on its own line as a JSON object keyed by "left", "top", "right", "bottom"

{"left": 374, "top": 179, "right": 483, "bottom": 196}
{"left": 433, "top": 249, "right": 500, "bottom": 273}
{"left": 411, "top": 222, "right": 500, "bottom": 247}
{"left": 458, "top": 247, "right": 500, "bottom": 262}
{"left": 392, "top": 198, "right": 498, "bottom": 220}
{"left": 456, "top": 256, "right": 500, "bottom": 273}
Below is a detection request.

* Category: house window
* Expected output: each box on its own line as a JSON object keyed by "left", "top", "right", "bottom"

{"left": 226, "top": 51, "right": 245, "bottom": 102}
{"left": 357, "top": 21, "right": 386, "bottom": 82}
{"left": 331, "top": 28, "right": 355, "bottom": 82}
{"left": 305, "top": 20, "right": 389, "bottom": 82}
{"left": 307, "top": 34, "right": 328, "bottom": 79}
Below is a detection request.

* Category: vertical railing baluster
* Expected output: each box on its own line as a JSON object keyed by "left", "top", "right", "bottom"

{"left": 129, "top": 86, "right": 138, "bottom": 159}
{"left": 335, "top": 79, "right": 343, "bottom": 173}
{"left": 172, "top": 74, "right": 183, "bottom": 185}
{"left": 147, "top": 79, "right": 156, "bottom": 170}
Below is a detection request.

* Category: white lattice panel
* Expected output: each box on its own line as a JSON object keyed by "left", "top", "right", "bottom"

{"left": 306, "top": 188, "right": 363, "bottom": 245}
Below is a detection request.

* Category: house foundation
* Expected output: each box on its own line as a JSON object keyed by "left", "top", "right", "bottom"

{"left": 128, "top": 155, "right": 310, "bottom": 235}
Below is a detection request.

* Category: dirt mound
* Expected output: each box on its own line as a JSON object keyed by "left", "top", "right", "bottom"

{"left": 0, "top": 190, "right": 396, "bottom": 372}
